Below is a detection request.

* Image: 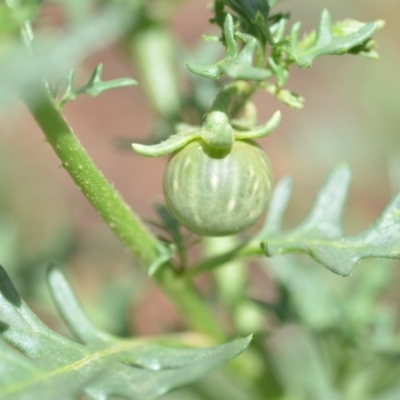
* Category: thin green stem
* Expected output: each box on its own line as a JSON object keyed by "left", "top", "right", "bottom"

{"left": 186, "top": 242, "right": 264, "bottom": 280}
{"left": 22, "top": 85, "right": 224, "bottom": 340}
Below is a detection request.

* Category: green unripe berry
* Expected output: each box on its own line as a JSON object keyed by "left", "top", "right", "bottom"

{"left": 163, "top": 140, "right": 272, "bottom": 236}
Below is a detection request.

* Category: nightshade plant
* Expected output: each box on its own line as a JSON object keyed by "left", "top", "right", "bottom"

{"left": 1, "top": 1, "right": 399, "bottom": 399}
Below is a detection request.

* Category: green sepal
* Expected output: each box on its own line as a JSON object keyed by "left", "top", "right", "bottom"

{"left": 290, "top": 9, "right": 384, "bottom": 68}
{"left": 234, "top": 110, "right": 281, "bottom": 139}
{"left": 132, "top": 109, "right": 281, "bottom": 157}
{"left": 132, "top": 128, "right": 201, "bottom": 157}
{"left": 260, "top": 165, "right": 400, "bottom": 276}
{"left": 202, "top": 111, "right": 234, "bottom": 149}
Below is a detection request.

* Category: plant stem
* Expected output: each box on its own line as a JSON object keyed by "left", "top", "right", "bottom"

{"left": 186, "top": 241, "right": 264, "bottom": 280}
{"left": 22, "top": 85, "right": 224, "bottom": 340}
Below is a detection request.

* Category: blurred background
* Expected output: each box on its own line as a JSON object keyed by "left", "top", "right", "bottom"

{"left": 1, "top": 1, "right": 400, "bottom": 398}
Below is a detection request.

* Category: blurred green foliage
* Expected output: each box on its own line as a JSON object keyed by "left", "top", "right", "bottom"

{"left": 1, "top": 0, "right": 400, "bottom": 399}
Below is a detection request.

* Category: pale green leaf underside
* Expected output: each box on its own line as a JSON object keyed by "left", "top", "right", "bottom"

{"left": 1, "top": 337, "right": 251, "bottom": 400}
{"left": 260, "top": 165, "right": 400, "bottom": 276}
{"left": 0, "top": 340, "right": 83, "bottom": 400}
{"left": 290, "top": 9, "right": 383, "bottom": 68}
{"left": 0, "top": 266, "right": 251, "bottom": 400}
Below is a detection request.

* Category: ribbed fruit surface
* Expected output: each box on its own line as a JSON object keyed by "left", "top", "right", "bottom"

{"left": 163, "top": 139, "right": 272, "bottom": 236}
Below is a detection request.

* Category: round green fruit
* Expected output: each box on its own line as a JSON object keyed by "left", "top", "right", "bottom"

{"left": 163, "top": 139, "right": 272, "bottom": 236}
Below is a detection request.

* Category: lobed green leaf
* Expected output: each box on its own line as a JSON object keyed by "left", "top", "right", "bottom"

{"left": 0, "top": 5, "right": 133, "bottom": 105}
{"left": 290, "top": 9, "right": 383, "bottom": 68}
{"left": 186, "top": 14, "right": 270, "bottom": 81}
{"left": 57, "top": 64, "right": 137, "bottom": 107}
{"left": 260, "top": 165, "right": 400, "bottom": 276}
{"left": 0, "top": 265, "right": 251, "bottom": 399}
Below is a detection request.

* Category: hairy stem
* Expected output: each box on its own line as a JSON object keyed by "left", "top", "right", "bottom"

{"left": 22, "top": 85, "right": 224, "bottom": 340}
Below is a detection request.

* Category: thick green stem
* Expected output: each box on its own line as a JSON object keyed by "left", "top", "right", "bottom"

{"left": 22, "top": 86, "right": 224, "bottom": 340}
